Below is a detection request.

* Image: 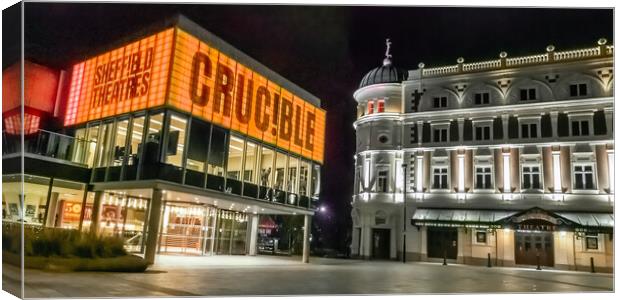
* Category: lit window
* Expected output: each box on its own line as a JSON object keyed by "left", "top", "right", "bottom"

{"left": 569, "top": 83, "right": 588, "bottom": 97}
{"left": 519, "top": 88, "right": 537, "bottom": 101}
{"left": 522, "top": 166, "right": 541, "bottom": 189}
{"left": 377, "top": 99, "right": 385, "bottom": 113}
{"left": 367, "top": 101, "right": 374, "bottom": 115}
{"left": 521, "top": 123, "right": 538, "bottom": 138}
{"left": 475, "top": 231, "right": 487, "bottom": 244}
{"left": 585, "top": 235, "right": 599, "bottom": 250}
{"left": 475, "top": 167, "right": 493, "bottom": 189}
{"left": 574, "top": 165, "right": 595, "bottom": 190}
{"left": 432, "top": 168, "right": 448, "bottom": 189}
{"left": 433, "top": 96, "right": 448, "bottom": 108}
{"left": 474, "top": 92, "right": 490, "bottom": 105}
{"left": 433, "top": 128, "right": 448, "bottom": 142}
{"left": 571, "top": 120, "right": 590, "bottom": 136}
{"left": 475, "top": 125, "right": 491, "bottom": 140}
{"left": 376, "top": 169, "right": 389, "bottom": 192}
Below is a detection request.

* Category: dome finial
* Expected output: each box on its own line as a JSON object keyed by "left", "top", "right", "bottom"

{"left": 383, "top": 38, "right": 392, "bottom": 66}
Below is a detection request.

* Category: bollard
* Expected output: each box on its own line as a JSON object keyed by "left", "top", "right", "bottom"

{"left": 443, "top": 249, "right": 447, "bottom": 266}
{"left": 590, "top": 257, "right": 595, "bottom": 273}
{"left": 536, "top": 253, "right": 542, "bottom": 270}
{"left": 487, "top": 253, "right": 492, "bottom": 268}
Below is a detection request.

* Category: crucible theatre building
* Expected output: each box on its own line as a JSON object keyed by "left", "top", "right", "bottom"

{"left": 2, "top": 15, "right": 325, "bottom": 264}
{"left": 350, "top": 39, "right": 613, "bottom": 272}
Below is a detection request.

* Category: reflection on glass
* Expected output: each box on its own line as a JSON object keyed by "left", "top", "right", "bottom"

{"left": 97, "top": 122, "right": 114, "bottom": 167}
{"left": 207, "top": 126, "right": 227, "bottom": 176}
{"left": 2, "top": 175, "right": 49, "bottom": 225}
{"left": 128, "top": 116, "right": 145, "bottom": 166}
{"left": 111, "top": 119, "right": 129, "bottom": 166}
{"left": 274, "top": 152, "right": 287, "bottom": 190}
{"left": 287, "top": 156, "right": 298, "bottom": 193}
{"left": 226, "top": 135, "right": 244, "bottom": 180}
{"left": 98, "top": 193, "right": 149, "bottom": 253}
{"left": 259, "top": 147, "right": 274, "bottom": 187}
{"left": 244, "top": 141, "right": 258, "bottom": 183}
{"left": 311, "top": 163, "right": 320, "bottom": 197}
{"left": 300, "top": 160, "right": 310, "bottom": 196}
{"left": 186, "top": 119, "right": 210, "bottom": 172}
{"left": 144, "top": 113, "right": 163, "bottom": 165}
{"left": 85, "top": 124, "right": 100, "bottom": 167}
{"left": 165, "top": 114, "right": 187, "bottom": 167}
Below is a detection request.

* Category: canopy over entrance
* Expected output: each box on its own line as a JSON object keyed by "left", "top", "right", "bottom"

{"left": 412, "top": 207, "right": 613, "bottom": 233}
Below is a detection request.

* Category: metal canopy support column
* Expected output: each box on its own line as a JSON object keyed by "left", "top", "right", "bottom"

{"left": 145, "top": 188, "right": 164, "bottom": 265}
{"left": 89, "top": 191, "right": 103, "bottom": 234}
{"left": 302, "top": 214, "right": 311, "bottom": 263}
{"left": 249, "top": 214, "right": 259, "bottom": 256}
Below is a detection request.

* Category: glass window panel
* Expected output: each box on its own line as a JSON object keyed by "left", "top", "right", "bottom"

{"left": 244, "top": 141, "right": 258, "bottom": 183}
{"left": 96, "top": 122, "right": 114, "bottom": 167}
{"left": 85, "top": 125, "right": 100, "bottom": 167}
{"left": 274, "top": 152, "right": 287, "bottom": 190}
{"left": 226, "top": 135, "right": 245, "bottom": 180}
{"left": 311, "top": 163, "right": 320, "bottom": 197}
{"left": 287, "top": 156, "right": 299, "bottom": 193}
{"left": 186, "top": 119, "right": 210, "bottom": 172}
{"left": 207, "top": 126, "right": 227, "bottom": 176}
{"left": 111, "top": 119, "right": 129, "bottom": 166}
{"left": 128, "top": 116, "right": 145, "bottom": 166}
{"left": 259, "top": 147, "right": 274, "bottom": 187}
{"left": 165, "top": 114, "right": 187, "bottom": 167}
{"left": 300, "top": 160, "right": 310, "bottom": 196}
{"left": 144, "top": 113, "right": 164, "bottom": 165}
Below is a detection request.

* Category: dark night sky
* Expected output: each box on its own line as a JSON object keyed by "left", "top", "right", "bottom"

{"left": 10, "top": 3, "right": 613, "bottom": 251}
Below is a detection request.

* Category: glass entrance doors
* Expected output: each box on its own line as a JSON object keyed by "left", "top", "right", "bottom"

{"left": 159, "top": 203, "right": 217, "bottom": 255}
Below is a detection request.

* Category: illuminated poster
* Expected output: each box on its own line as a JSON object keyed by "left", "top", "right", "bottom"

{"left": 65, "top": 27, "right": 325, "bottom": 163}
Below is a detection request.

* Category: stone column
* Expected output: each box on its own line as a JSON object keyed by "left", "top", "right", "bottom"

{"left": 458, "top": 153, "right": 465, "bottom": 193}
{"left": 45, "top": 192, "right": 60, "bottom": 227}
{"left": 607, "top": 149, "right": 614, "bottom": 194}
{"left": 302, "top": 214, "right": 311, "bottom": 263}
{"left": 502, "top": 151, "right": 511, "bottom": 193}
{"left": 550, "top": 111, "right": 559, "bottom": 139}
{"left": 416, "top": 153, "right": 424, "bottom": 193}
{"left": 552, "top": 149, "right": 562, "bottom": 193}
{"left": 457, "top": 118, "right": 464, "bottom": 144}
{"left": 89, "top": 191, "right": 103, "bottom": 234}
{"left": 145, "top": 188, "right": 163, "bottom": 265}
{"left": 604, "top": 108, "right": 613, "bottom": 136}
{"left": 502, "top": 114, "right": 509, "bottom": 142}
{"left": 417, "top": 121, "right": 424, "bottom": 146}
{"left": 249, "top": 214, "right": 259, "bottom": 256}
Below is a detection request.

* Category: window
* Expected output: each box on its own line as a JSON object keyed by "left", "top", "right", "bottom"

{"left": 574, "top": 165, "right": 595, "bottom": 190}
{"left": 287, "top": 156, "right": 299, "bottom": 193}
{"left": 433, "top": 128, "right": 448, "bottom": 142}
{"left": 377, "top": 99, "right": 385, "bottom": 113}
{"left": 519, "top": 88, "right": 537, "bottom": 101}
{"left": 367, "top": 101, "right": 374, "bottom": 115}
{"left": 186, "top": 119, "right": 210, "bottom": 172}
{"left": 585, "top": 235, "right": 599, "bottom": 250}
{"left": 571, "top": 120, "right": 590, "bottom": 136}
{"left": 474, "top": 92, "right": 490, "bottom": 105}
{"left": 432, "top": 168, "right": 448, "bottom": 189}
{"left": 475, "top": 231, "right": 487, "bottom": 244}
{"left": 433, "top": 96, "right": 448, "bottom": 108}
{"left": 111, "top": 119, "right": 129, "bottom": 167}
{"left": 521, "top": 123, "right": 538, "bottom": 138}
{"left": 207, "top": 126, "right": 227, "bottom": 176}
{"left": 226, "top": 136, "right": 245, "bottom": 180}
{"left": 274, "top": 152, "right": 288, "bottom": 190}
{"left": 84, "top": 124, "right": 101, "bottom": 167}
{"left": 127, "top": 116, "right": 145, "bottom": 167}
{"left": 165, "top": 114, "right": 187, "bottom": 167}
{"left": 376, "top": 169, "right": 389, "bottom": 192}
{"left": 475, "top": 167, "right": 493, "bottom": 189}
{"left": 244, "top": 141, "right": 258, "bottom": 183}
{"left": 310, "top": 163, "right": 320, "bottom": 197}
{"left": 259, "top": 146, "right": 274, "bottom": 187}
{"left": 475, "top": 125, "right": 491, "bottom": 140}
{"left": 522, "top": 166, "right": 541, "bottom": 189}
{"left": 569, "top": 83, "right": 588, "bottom": 97}
{"left": 300, "top": 160, "right": 311, "bottom": 196}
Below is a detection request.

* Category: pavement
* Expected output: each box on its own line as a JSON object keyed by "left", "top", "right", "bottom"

{"left": 1, "top": 255, "right": 614, "bottom": 298}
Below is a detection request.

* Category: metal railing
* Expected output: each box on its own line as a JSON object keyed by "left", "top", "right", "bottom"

{"left": 2, "top": 129, "right": 96, "bottom": 167}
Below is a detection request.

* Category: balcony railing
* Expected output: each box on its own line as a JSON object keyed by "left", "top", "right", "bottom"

{"left": 2, "top": 130, "right": 95, "bottom": 167}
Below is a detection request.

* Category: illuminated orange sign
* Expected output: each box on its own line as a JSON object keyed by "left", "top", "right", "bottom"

{"left": 64, "top": 27, "right": 325, "bottom": 163}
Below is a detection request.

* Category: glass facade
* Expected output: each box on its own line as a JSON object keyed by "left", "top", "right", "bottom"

{"left": 74, "top": 109, "right": 320, "bottom": 209}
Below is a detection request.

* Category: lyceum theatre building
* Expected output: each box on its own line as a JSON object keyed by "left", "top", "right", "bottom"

{"left": 2, "top": 15, "right": 325, "bottom": 264}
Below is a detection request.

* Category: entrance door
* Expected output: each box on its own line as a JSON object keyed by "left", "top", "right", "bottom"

{"left": 427, "top": 227, "right": 458, "bottom": 259}
{"left": 514, "top": 231, "right": 554, "bottom": 267}
{"left": 371, "top": 228, "right": 390, "bottom": 259}
{"left": 159, "top": 203, "right": 216, "bottom": 255}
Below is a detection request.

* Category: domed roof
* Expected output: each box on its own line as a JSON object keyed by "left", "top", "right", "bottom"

{"left": 359, "top": 39, "right": 407, "bottom": 88}
{"left": 359, "top": 59, "right": 407, "bottom": 88}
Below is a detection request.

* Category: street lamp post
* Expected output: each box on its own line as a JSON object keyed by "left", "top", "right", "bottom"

{"left": 402, "top": 163, "right": 407, "bottom": 263}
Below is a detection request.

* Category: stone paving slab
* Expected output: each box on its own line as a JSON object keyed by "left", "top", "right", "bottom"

{"left": 1, "top": 256, "right": 613, "bottom": 298}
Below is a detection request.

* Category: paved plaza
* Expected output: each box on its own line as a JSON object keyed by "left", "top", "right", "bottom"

{"left": 2, "top": 255, "right": 614, "bottom": 298}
